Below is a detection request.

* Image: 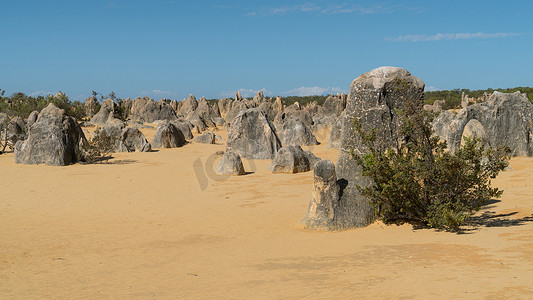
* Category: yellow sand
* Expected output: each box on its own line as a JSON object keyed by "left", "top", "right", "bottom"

{"left": 1, "top": 128, "right": 532, "bottom": 299}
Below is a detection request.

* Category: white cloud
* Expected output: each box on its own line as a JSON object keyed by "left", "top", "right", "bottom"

{"left": 247, "top": 3, "right": 421, "bottom": 17}
{"left": 426, "top": 86, "right": 439, "bottom": 92}
{"left": 387, "top": 32, "right": 528, "bottom": 42}
{"left": 281, "top": 86, "right": 344, "bottom": 97}
{"left": 29, "top": 90, "right": 52, "bottom": 97}
{"left": 152, "top": 89, "right": 174, "bottom": 95}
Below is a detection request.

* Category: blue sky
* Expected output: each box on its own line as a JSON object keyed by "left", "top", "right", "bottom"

{"left": 1, "top": 0, "right": 532, "bottom": 101}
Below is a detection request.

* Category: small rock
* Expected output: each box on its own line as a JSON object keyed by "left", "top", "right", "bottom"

{"left": 216, "top": 151, "right": 245, "bottom": 175}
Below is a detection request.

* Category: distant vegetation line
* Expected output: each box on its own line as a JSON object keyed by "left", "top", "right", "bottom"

{"left": 1, "top": 87, "right": 532, "bottom": 120}
{"left": 424, "top": 87, "right": 533, "bottom": 109}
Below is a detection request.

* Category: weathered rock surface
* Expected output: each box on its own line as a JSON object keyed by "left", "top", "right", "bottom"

{"left": 92, "top": 123, "right": 123, "bottom": 152}
{"left": 26, "top": 111, "right": 39, "bottom": 129}
{"left": 226, "top": 108, "right": 281, "bottom": 159}
{"left": 120, "top": 98, "right": 133, "bottom": 118}
{"left": 303, "top": 150, "right": 321, "bottom": 168}
{"left": 327, "top": 117, "right": 343, "bottom": 149}
{"left": 117, "top": 127, "right": 151, "bottom": 152}
{"left": 225, "top": 101, "right": 249, "bottom": 124}
{"left": 461, "top": 119, "right": 487, "bottom": 147}
{"left": 274, "top": 109, "right": 313, "bottom": 128}
{"left": 130, "top": 97, "right": 177, "bottom": 123}
{"left": 152, "top": 121, "right": 187, "bottom": 148}
{"left": 268, "top": 145, "right": 311, "bottom": 173}
{"left": 84, "top": 96, "right": 100, "bottom": 117}
{"left": 433, "top": 91, "right": 533, "bottom": 156}
{"left": 90, "top": 98, "right": 115, "bottom": 125}
{"left": 273, "top": 97, "right": 284, "bottom": 114}
{"left": 194, "top": 131, "right": 216, "bottom": 144}
{"left": 216, "top": 151, "right": 245, "bottom": 175}
{"left": 170, "top": 99, "right": 179, "bottom": 112}
{"left": 15, "top": 103, "right": 86, "bottom": 166}
{"left": 169, "top": 120, "right": 193, "bottom": 140}
{"left": 186, "top": 112, "right": 208, "bottom": 132}
{"left": 336, "top": 66, "right": 425, "bottom": 228}
{"left": 178, "top": 94, "right": 198, "bottom": 116}
{"left": 323, "top": 94, "right": 346, "bottom": 118}
{"left": 304, "top": 101, "right": 323, "bottom": 118}
{"left": 7, "top": 117, "right": 26, "bottom": 144}
{"left": 304, "top": 159, "right": 340, "bottom": 230}
{"left": 252, "top": 91, "right": 265, "bottom": 104}
{"left": 217, "top": 98, "right": 232, "bottom": 119}
{"left": 275, "top": 116, "right": 318, "bottom": 146}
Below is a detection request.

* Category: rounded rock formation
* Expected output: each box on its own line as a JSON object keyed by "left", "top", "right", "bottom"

{"left": 216, "top": 151, "right": 245, "bottom": 175}
{"left": 226, "top": 108, "right": 281, "bottom": 159}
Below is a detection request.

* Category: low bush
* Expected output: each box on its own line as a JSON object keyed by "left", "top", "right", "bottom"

{"left": 352, "top": 96, "right": 510, "bottom": 230}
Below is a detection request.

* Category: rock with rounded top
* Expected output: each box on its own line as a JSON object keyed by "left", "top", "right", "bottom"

{"left": 268, "top": 145, "right": 311, "bottom": 173}
{"left": 336, "top": 66, "right": 425, "bottom": 229}
{"left": 15, "top": 103, "right": 86, "bottom": 166}
{"left": 171, "top": 120, "right": 194, "bottom": 140}
{"left": 226, "top": 108, "right": 281, "bottom": 159}
{"left": 7, "top": 117, "right": 26, "bottom": 144}
{"left": 461, "top": 119, "right": 487, "bottom": 147}
{"left": 117, "top": 127, "right": 151, "bottom": 152}
{"left": 216, "top": 151, "right": 245, "bottom": 175}
{"left": 152, "top": 121, "right": 187, "bottom": 148}
{"left": 304, "top": 159, "right": 340, "bottom": 230}
{"left": 194, "top": 131, "right": 216, "bottom": 144}
{"left": 130, "top": 97, "right": 177, "bottom": 123}
{"left": 433, "top": 91, "right": 533, "bottom": 156}
{"left": 276, "top": 116, "right": 318, "bottom": 146}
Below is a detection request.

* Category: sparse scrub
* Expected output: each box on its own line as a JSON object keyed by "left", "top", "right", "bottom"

{"left": 0, "top": 92, "right": 86, "bottom": 120}
{"left": 424, "top": 87, "right": 533, "bottom": 109}
{"left": 352, "top": 94, "right": 511, "bottom": 231}
{"left": 79, "top": 130, "right": 116, "bottom": 163}
{"left": 0, "top": 117, "right": 11, "bottom": 154}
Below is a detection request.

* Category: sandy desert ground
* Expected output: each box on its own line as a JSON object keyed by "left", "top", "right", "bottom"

{"left": 1, "top": 127, "right": 532, "bottom": 299}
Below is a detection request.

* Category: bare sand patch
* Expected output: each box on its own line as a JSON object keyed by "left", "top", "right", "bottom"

{"left": 1, "top": 130, "right": 532, "bottom": 299}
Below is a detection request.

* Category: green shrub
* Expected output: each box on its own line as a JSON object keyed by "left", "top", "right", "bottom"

{"left": 351, "top": 97, "right": 510, "bottom": 231}
{"left": 79, "top": 130, "right": 115, "bottom": 163}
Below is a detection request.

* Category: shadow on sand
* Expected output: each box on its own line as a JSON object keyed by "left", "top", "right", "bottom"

{"left": 80, "top": 156, "right": 137, "bottom": 165}
{"left": 457, "top": 199, "right": 533, "bottom": 234}
{"left": 407, "top": 199, "right": 533, "bottom": 234}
